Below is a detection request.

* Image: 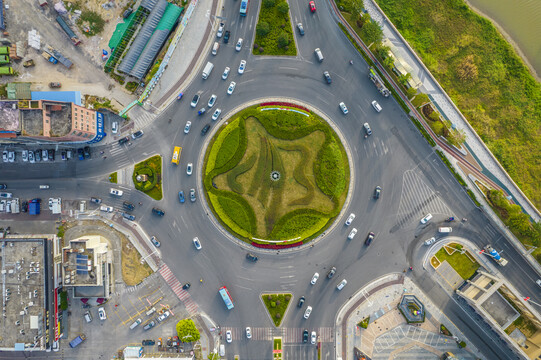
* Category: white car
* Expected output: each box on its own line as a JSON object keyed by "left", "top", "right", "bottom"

{"left": 226, "top": 330, "right": 232, "bottom": 343}
{"left": 217, "top": 22, "right": 225, "bottom": 38}
{"left": 424, "top": 237, "right": 436, "bottom": 246}
{"left": 536, "top": 279, "right": 541, "bottom": 287}
{"left": 304, "top": 306, "right": 312, "bottom": 319}
{"left": 193, "top": 237, "right": 202, "bottom": 250}
{"left": 420, "top": 213, "right": 433, "bottom": 224}
{"left": 227, "top": 81, "right": 236, "bottom": 95}
{"left": 348, "top": 228, "right": 357, "bottom": 240}
{"left": 238, "top": 60, "right": 246, "bottom": 74}
{"left": 190, "top": 94, "right": 200, "bottom": 108}
{"left": 337, "top": 279, "right": 347, "bottom": 290}
{"left": 371, "top": 100, "right": 382, "bottom": 112}
{"left": 345, "top": 213, "right": 355, "bottom": 226}
{"left": 311, "top": 331, "right": 316, "bottom": 345}
{"left": 246, "top": 327, "right": 252, "bottom": 339}
{"left": 157, "top": 311, "right": 170, "bottom": 322}
{"left": 100, "top": 205, "right": 114, "bottom": 213}
{"left": 187, "top": 162, "right": 193, "bottom": 175}
{"left": 222, "top": 67, "right": 230, "bottom": 80}
{"left": 310, "top": 272, "right": 319, "bottom": 285}
{"left": 22, "top": 150, "right": 28, "bottom": 162}
{"left": 212, "top": 108, "right": 222, "bottom": 121}
{"left": 112, "top": 121, "right": 119, "bottom": 133}
{"left": 110, "top": 188, "right": 123, "bottom": 197}
{"left": 2, "top": 150, "right": 7, "bottom": 162}
{"left": 98, "top": 307, "right": 107, "bottom": 320}
{"left": 8, "top": 151, "right": 15, "bottom": 163}
{"left": 184, "top": 121, "right": 192, "bottom": 134}
{"left": 339, "top": 102, "right": 348, "bottom": 114}
{"left": 208, "top": 94, "right": 217, "bottom": 108}
{"left": 235, "top": 38, "right": 243, "bottom": 51}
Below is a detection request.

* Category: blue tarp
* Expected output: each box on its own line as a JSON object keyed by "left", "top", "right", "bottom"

{"left": 31, "top": 91, "right": 82, "bottom": 106}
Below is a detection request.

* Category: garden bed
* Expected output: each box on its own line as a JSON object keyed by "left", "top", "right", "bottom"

{"left": 132, "top": 155, "right": 163, "bottom": 200}
{"left": 262, "top": 293, "right": 292, "bottom": 327}
{"left": 253, "top": 0, "right": 296, "bottom": 56}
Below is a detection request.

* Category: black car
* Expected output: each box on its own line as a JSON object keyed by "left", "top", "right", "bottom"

{"left": 142, "top": 340, "right": 155, "bottom": 346}
{"left": 298, "top": 296, "right": 305, "bottom": 308}
{"left": 21, "top": 201, "right": 28, "bottom": 212}
{"left": 246, "top": 253, "right": 258, "bottom": 262}
{"left": 374, "top": 186, "right": 381, "bottom": 199}
{"left": 48, "top": 149, "right": 55, "bottom": 161}
{"left": 365, "top": 232, "right": 375, "bottom": 246}
{"left": 303, "top": 329, "right": 309, "bottom": 343}
{"left": 182, "top": 283, "right": 191, "bottom": 290}
{"left": 327, "top": 266, "right": 336, "bottom": 279}
{"left": 323, "top": 71, "right": 332, "bottom": 84}
{"left": 132, "top": 130, "right": 144, "bottom": 139}
{"left": 118, "top": 136, "right": 130, "bottom": 145}
{"left": 83, "top": 146, "right": 91, "bottom": 159}
{"left": 201, "top": 124, "right": 210, "bottom": 135}
{"left": 77, "top": 148, "right": 84, "bottom": 160}
{"left": 224, "top": 30, "right": 230, "bottom": 43}
{"left": 152, "top": 208, "right": 165, "bottom": 216}
{"left": 0, "top": 184, "right": 6, "bottom": 189}
{"left": 123, "top": 201, "right": 135, "bottom": 211}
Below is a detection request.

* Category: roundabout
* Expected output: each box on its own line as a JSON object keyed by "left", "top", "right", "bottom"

{"left": 203, "top": 102, "right": 350, "bottom": 246}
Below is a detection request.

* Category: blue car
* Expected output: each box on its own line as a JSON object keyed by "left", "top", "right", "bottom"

{"left": 78, "top": 148, "right": 84, "bottom": 160}
{"left": 178, "top": 191, "right": 185, "bottom": 203}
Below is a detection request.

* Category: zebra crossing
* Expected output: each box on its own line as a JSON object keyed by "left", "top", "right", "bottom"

{"left": 220, "top": 327, "right": 334, "bottom": 342}
{"left": 393, "top": 170, "right": 453, "bottom": 229}
{"left": 130, "top": 106, "right": 157, "bottom": 130}
{"left": 159, "top": 264, "right": 198, "bottom": 315}
{"left": 108, "top": 143, "right": 132, "bottom": 169}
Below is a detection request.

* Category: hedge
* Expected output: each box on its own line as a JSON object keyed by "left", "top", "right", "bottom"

{"left": 253, "top": 0, "right": 297, "bottom": 56}
{"left": 268, "top": 210, "right": 330, "bottom": 240}
{"left": 205, "top": 117, "right": 241, "bottom": 175}
{"left": 217, "top": 194, "right": 254, "bottom": 233}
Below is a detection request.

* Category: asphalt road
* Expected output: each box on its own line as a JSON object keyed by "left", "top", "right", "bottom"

{"left": 1, "top": 0, "right": 539, "bottom": 359}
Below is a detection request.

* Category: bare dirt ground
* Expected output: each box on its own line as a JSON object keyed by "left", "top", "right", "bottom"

{"left": 2, "top": 0, "right": 135, "bottom": 107}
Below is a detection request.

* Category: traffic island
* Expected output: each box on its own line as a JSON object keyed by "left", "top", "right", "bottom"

{"left": 132, "top": 155, "right": 163, "bottom": 200}
{"left": 203, "top": 103, "right": 350, "bottom": 246}
{"left": 262, "top": 293, "right": 292, "bottom": 327}
{"left": 273, "top": 337, "right": 282, "bottom": 359}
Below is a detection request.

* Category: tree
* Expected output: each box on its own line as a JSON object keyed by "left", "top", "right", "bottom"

{"left": 361, "top": 20, "right": 383, "bottom": 45}
{"left": 176, "top": 319, "right": 200, "bottom": 343}
{"left": 376, "top": 45, "right": 390, "bottom": 59}
{"left": 208, "top": 353, "right": 220, "bottom": 360}
{"left": 277, "top": 32, "right": 289, "bottom": 48}
{"left": 277, "top": 1, "right": 289, "bottom": 14}
{"left": 398, "top": 73, "right": 412, "bottom": 87}
{"left": 406, "top": 87, "right": 417, "bottom": 99}
{"left": 256, "top": 22, "right": 270, "bottom": 37}
{"left": 263, "top": 0, "right": 276, "bottom": 7}
{"left": 447, "top": 128, "right": 466, "bottom": 146}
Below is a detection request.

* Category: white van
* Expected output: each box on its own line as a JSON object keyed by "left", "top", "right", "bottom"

{"left": 202, "top": 61, "right": 214, "bottom": 79}
{"left": 145, "top": 307, "right": 156, "bottom": 316}
{"left": 438, "top": 227, "right": 452, "bottom": 233}
{"left": 212, "top": 42, "right": 220, "bottom": 55}
{"left": 84, "top": 311, "right": 92, "bottom": 323}
{"left": 219, "top": 344, "right": 225, "bottom": 356}
{"left": 129, "top": 318, "right": 142, "bottom": 330}
{"left": 314, "top": 48, "right": 324, "bottom": 62}
{"left": 39, "top": 185, "right": 50, "bottom": 189}
{"left": 100, "top": 205, "right": 114, "bottom": 213}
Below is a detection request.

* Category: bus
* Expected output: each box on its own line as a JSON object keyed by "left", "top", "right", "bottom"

{"left": 171, "top": 146, "right": 182, "bottom": 165}
{"left": 218, "top": 286, "right": 234, "bottom": 310}
{"left": 240, "top": 0, "right": 248, "bottom": 16}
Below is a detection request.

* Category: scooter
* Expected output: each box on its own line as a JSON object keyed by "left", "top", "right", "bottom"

{"left": 445, "top": 217, "right": 455, "bottom": 222}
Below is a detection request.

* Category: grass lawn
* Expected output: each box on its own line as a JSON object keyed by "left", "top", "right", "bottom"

{"left": 121, "top": 236, "right": 152, "bottom": 286}
{"left": 262, "top": 294, "right": 292, "bottom": 327}
{"left": 133, "top": 155, "right": 163, "bottom": 200}
{"left": 253, "top": 0, "right": 296, "bottom": 56}
{"left": 435, "top": 244, "right": 479, "bottom": 280}
{"left": 109, "top": 172, "right": 117, "bottom": 183}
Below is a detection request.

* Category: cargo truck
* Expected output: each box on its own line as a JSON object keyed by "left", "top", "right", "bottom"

{"left": 202, "top": 61, "right": 214, "bottom": 79}
{"left": 484, "top": 245, "right": 508, "bottom": 266}
{"left": 0, "top": 66, "right": 13, "bottom": 75}
{"left": 69, "top": 334, "right": 86, "bottom": 348}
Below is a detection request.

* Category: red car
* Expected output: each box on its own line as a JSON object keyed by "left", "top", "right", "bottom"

{"left": 309, "top": 1, "right": 316, "bottom": 12}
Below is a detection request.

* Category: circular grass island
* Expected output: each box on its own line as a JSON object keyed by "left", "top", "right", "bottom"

{"left": 203, "top": 102, "right": 350, "bottom": 249}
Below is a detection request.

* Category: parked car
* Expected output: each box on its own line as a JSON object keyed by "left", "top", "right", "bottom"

{"left": 100, "top": 205, "right": 114, "bottom": 213}
{"left": 35, "top": 149, "right": 42, "bottom": 162}
{"left": 152, "top": 208, "right": 165, "bottom": 216}
{"left": 22, "top": 150, "right": 28, "bottom": 162}
{"left": 112, "top": 121, "right": 118, "bottom": 133}
{"left": 143, "top": 321, "right": 156, "bottom": 331}
{"left": 142, "top": 340, "right": 155, "bottom": 346}
{"left": 303, "top": 329, "right": 309, "bottom": 343}
{"left": 2, "top": 150, "right": 7, "bottom": 162}
{"left": 246, "top": 253, "right": 258, "bottom": 262}
{"left": 61, "top": 151, "right": 67, "bottom": 161}
{"left": 122, "top": 212, "right": 136, "bottom": 221}
{"left": 98, "top": 307, "right": 107, "bottom": 320}
{"left": 157, "top": 311, "right": 170, "bottom": 322}
{"left": 193, "top": 237, "right": 202, "bottom": 250}
{"left": 150, "top": 236, "right": 161, "bottom": 247}
{"left": 0, "top": 184, "right": 6, "bottom": 190}
{"left": 28, "top": 151, "right": 35, "bottom": 163}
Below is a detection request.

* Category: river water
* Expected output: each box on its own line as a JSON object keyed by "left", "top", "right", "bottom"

{"left": 466, "top": 0, "right": 541, "bottom": 79}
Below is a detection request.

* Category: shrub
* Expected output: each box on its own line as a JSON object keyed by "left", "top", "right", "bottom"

{"left": 271, "top": 301, "right": 276, "bottom": 307}
{"left": 277, "top": 1, "right": 289, "bottom": 14}
{"left": 256, "top": 22, "right": 271, "bottom": 37}
{"left": 458, "top": 341, "right": 467, "bottom": 348}
{"left": 277, "top": 32, "right": 289, "bottom": 48}
{"left": 263, "top": 0, "right": 276, "bottom": 7}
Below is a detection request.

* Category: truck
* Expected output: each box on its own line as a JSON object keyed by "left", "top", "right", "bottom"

{"left": 10, "top": 199, "right": 19, "bottom": 214}
{"left": 202, "top": 61, "right": 214, "bottom": 79}
{"left": 0, "top": 55, "right": 9, "bottom": 64}
{"left": 42, "top": 52, "right": 58, "bottom": 64}
{"left": 23, "top": 59, "right": 35, "bottom": 67}
{"left": 0, "top": 47, "right": 9, "bottom": 55}
{"left": 368, "top": 67, "right": 391, "bottom": 97}
{"left": 49, "top": 82, "right": 61, "bottom": 88}
{"left": 29, "top": 200, "right": 40, "bottom": 215}
{"left": 0, "top": 66, "right": 13, "bottom": 75}
{"left": 69, "top": 334, "right": 86, "bottom": 348}
{"left": 484, "top": 245, "right": 508, "bottom": 266}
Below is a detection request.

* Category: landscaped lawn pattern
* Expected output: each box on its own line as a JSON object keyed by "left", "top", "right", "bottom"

{"left": 253, "top": 0, "right": 297, "bottom": 56}
{"left": 376, "top": 0, "right": 541, "bottom": 209}
{"left": 133, "top": 155, "right": 163, "bottom": 200}
{"left": 273, "top": 337, "right": 283, "bottom": 359}
{"left": 203, "top": 105, "right": 349, "bottom": 243}
{"left": 435, "top": 244, "right": 479, "bottom": 279}
{"left": 262, "top": 293, "right": 292, "bottom": 327}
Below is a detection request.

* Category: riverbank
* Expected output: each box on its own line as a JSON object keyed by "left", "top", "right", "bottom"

{"left": 464, "top": 0, "right": 540, "bottom": 81}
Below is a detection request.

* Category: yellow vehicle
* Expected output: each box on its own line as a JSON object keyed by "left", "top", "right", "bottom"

{"left": 172, "top": 146, "right": 182, "bottom": 165}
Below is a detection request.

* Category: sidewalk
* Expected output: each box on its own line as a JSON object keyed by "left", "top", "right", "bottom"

{"left": 363, "top": 0, "right": 540, "bottom": 222}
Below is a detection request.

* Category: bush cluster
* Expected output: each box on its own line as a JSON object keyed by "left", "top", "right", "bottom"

{"left": 253, "top": 0, "right": 296, "bottom": 56}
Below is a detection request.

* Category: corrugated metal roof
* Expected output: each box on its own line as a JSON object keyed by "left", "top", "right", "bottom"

{"left": 31, "top": 91, "right": 82, "bottom": 106}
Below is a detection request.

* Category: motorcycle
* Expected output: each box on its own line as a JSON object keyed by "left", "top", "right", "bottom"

{"left": 445, "top": 217, "right": 455, "bottom": 222}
